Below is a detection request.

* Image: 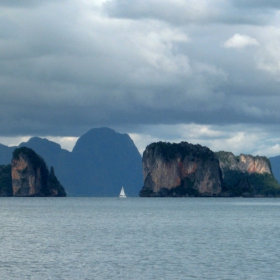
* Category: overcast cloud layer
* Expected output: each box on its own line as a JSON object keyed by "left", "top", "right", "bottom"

{"left": 1, "top": 0, "right": 280, "bottom": 156}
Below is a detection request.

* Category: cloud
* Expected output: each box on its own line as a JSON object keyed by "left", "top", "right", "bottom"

{"left": 254, "top": 27, "right": 280, "bottom": 76}
{"left": 0, "top": 0, "right": 45, "bottom": 8}
{"left": 103, "top": 0, "right": 276, "bottom": 25}
{"left": 129, "top": 123, "right": 280, "bottom": 157}
{"left": 0, "top": 1, "right": 232, "bottom": 136}
{"left": 223, "top": 34, "right": 259, "bottom": 49}
{"left": 1, "top": 0, "right": 280, "bottom": 157}
{"left": 103, "top": 0, "right": 223, "bottom": 24}
{"left": 232, "top": 0, "right": 280, "bottom": 9}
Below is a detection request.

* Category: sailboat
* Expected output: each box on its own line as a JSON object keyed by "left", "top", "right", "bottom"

{"left": 119, "top": 186, "right": 127, "bottom": 198}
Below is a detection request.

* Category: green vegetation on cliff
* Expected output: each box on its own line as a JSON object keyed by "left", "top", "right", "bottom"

{"left": 148, "top": 141, "right": 214, "bottom": 162}
{"left": 13, "top": 147, "right": 48, "bottom": 171}
{"left": 147, "top": 142, "right": 186, "bottom": 161}
{"left": 216, "top": 151, "right": 280, "bottom": 197}
{"left": 140, "top": 178, "right": 200, "bottom": 197}
{"left": 215, "top": 151, "right": 239, "bottom": 164}
{"left": 167, "top": 178, "right": 200, "bottom": 197}
{"left": 221, "top": 171, "right": 280, "bottom": 196}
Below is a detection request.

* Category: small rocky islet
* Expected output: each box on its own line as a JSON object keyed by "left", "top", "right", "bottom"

{"left": 0, "top": 147, "right": 66, "bottom": 197}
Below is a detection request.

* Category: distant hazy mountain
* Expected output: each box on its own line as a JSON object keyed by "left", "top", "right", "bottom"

{"left": 19, "top": 137, "right": 71, "bottom": 166}
{"left": 0, "top": 127, "right": 143, "bottom": 196}
{"left": 269, "top": 156, "right": 280, "bottom": 183}
{"left": 70, "top": 127, "right": 143, "bottom": 196}
{"left": 0, "top": 144, "right": 15, "bottom": 165}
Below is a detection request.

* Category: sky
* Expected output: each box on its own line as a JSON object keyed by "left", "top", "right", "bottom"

{"left": 1, "top": 0, "right": 280, "bottom": 156}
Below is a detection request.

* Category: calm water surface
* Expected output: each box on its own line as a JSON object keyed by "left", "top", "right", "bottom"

{"left": 0, "top": 197, "right": 280, "bottom": 279}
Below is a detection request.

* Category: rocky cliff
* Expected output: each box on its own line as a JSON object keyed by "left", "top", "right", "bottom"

{"left": 216, "top": 151, "right": 272, "bottom": 175}
{"left": 216, "top": 151, "right": 279, "bottom": 196}
{"left": 140, "top": 142, "right": 223, "bottom": 197}
{"left": 11, "top": 147, "right": 66, "bottom": 197}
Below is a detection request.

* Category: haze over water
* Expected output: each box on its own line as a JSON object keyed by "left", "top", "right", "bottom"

{"left": 1, "top": 197, "right": 279, "bottom": 279}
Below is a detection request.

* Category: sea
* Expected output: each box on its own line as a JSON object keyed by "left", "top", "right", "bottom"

{"left": 1, "top": 197, "right": 280, "bottom": 280}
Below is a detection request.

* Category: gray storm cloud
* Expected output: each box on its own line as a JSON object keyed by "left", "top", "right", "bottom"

{"left": 0, "top": 0, "right": 280, "bottom": 158}
{"left": 103, "top": 0, "right": 277, "bottom": 25}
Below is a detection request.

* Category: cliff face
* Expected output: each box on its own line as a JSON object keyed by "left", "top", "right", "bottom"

{"left": 12, "top": 151, "right": 44, "bottom": 196}
{"left": 11, "top": 147, "right": 66, "bottom": 197}
{"left": 217, "top": 151, "right": 272, "bottom": 175}
{"left": 140, "top": 142, "right": 222, "bottom": 197}
{"left": 216, "top": 151, "right": 279, "bottom": 196}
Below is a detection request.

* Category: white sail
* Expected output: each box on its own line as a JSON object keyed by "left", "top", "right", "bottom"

{"left": 119, "top": 186, "right": 127, "bottom": 198}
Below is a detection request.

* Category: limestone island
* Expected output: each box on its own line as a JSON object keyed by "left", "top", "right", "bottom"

{"left": 0, "top": 147, "right": 66, "bottom": 197}
{"left": 139, "top": 142, "right": 280, "bottom": 197}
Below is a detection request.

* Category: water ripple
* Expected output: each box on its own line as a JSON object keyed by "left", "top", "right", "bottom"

{"left": 0, "top": 197, "right": 280, "bottom": 279}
